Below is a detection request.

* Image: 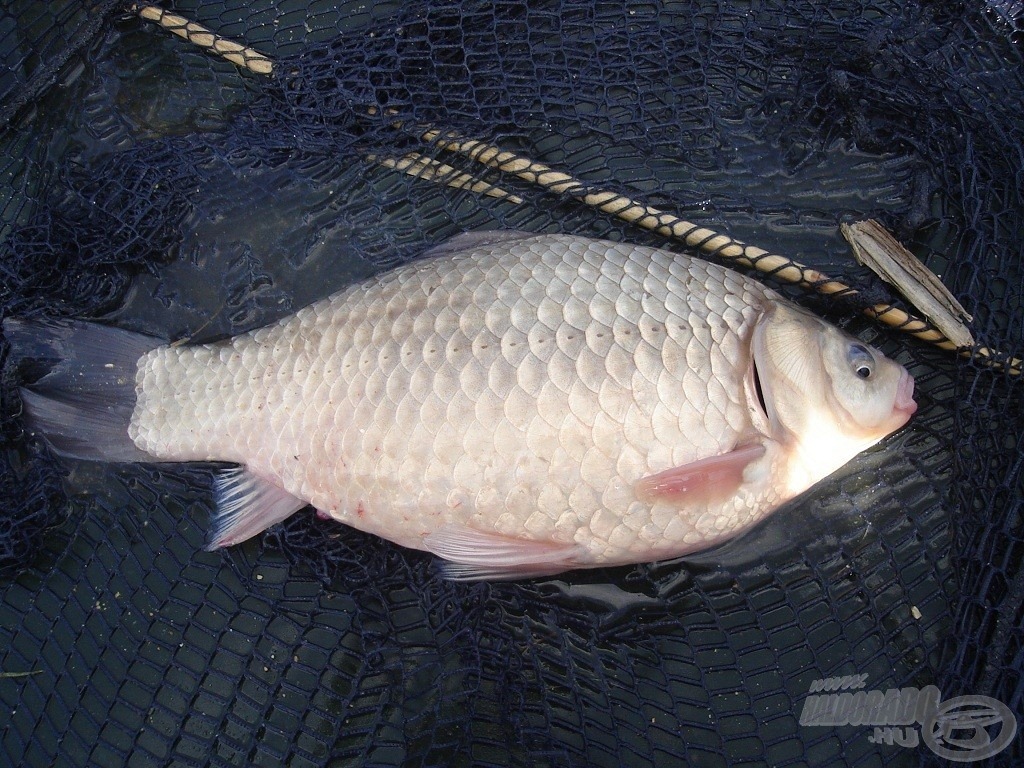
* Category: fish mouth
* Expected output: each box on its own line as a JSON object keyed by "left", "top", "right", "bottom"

{"left": 892, "top": 369, "right": 918, "bottom": 420}
{"left": 871, "top": 368, "right": 918, "bottom": 437}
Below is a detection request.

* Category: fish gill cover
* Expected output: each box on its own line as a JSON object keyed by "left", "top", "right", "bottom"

{"left": 0, "top": 1, "right": 1020, "bottom": 766}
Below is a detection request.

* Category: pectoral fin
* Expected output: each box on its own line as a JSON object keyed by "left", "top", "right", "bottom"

{"left": 635, "top": 443, "right": 766, "bottom": 506}
{"left": 422, "top": 524, "right": 583, "bottom": 581}
{"left": 207, "top": 468, "right": 310, "bottom": 549}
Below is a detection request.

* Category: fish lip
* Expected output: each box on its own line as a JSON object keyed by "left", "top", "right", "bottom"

{"left": 893, "top": 369, "right": 918, "bottom": 418}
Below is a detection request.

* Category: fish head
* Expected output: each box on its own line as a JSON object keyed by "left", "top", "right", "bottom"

{"left": 751, "top": 302, "right": 917, "bottom": 494}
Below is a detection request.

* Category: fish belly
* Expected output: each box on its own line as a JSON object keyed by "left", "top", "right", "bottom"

{"left": 129, "top": 234, "right": 783, "bottom": 564}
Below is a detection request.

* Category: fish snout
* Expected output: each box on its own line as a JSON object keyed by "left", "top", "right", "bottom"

{"left": 892, "top": 368, "right": 918, "bottom": 421}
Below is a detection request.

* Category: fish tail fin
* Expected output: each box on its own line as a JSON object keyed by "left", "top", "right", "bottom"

{"left": 3, "top": 317, "right": 162, "bottom": 462}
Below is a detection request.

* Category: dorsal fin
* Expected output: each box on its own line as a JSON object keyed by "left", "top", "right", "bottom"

{"left": 419, "top": 230, "right": 541, "bottom": 259}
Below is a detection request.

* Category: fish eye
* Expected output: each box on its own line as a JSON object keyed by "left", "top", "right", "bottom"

{"left": 847, "top": 343, "right": 874, "bottom": 379}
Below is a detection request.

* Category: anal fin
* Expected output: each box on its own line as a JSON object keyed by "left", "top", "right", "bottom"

{"left": 635, "top": 443, "right": 766, "bottom": 506}
{"left": 422, "top": 524, "right": 583, "bottom": 581}
{"left": 207, "top": 468, "right": 309, "bottom": 549}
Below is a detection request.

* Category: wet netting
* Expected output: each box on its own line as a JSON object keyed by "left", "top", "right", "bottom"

{"left": 1, "top": 1, "right": 1021, "bottom": 766}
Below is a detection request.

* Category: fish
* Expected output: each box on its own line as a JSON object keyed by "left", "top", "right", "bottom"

{"left": 4, "top": 231, "right": 917, "bottom": 579}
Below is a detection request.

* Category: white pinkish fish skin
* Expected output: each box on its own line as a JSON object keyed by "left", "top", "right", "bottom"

{"left": 8, "top": 232, "right": 916, "bottom": 579}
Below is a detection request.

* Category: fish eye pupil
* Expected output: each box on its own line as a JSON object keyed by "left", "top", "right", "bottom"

{"left": 848, "top": 343, "right": 874, "bottom": 380}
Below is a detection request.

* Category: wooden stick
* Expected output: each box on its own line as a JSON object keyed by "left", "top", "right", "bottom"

{"left": 843, "top": 219, "right": 974, "bottom": 348}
